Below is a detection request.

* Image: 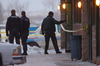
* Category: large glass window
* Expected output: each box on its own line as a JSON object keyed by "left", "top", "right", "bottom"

{"left": 96, "top": 0, "right": 100, "bottom": 57}
{"left": 91, "top": 0, "right": 96, "bottom": 25}
{"left": 74, "top": 0, "right": 81, "bottom": 23}
{"left": 97, "top": 6, "right": 100, "bottom": 57}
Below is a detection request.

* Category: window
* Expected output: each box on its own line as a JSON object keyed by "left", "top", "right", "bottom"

{"left": 91, "top": 0, "right": 96, "bottom": 25}
{"left": 74, "top": 0, "right": 81, "bottom": 23}
{"left": 96, "top": 0, "right": 100, "bottom": 57}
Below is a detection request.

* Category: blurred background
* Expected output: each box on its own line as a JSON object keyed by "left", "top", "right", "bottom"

{"left": 0, "top": 0, "right": 60, "bottom": 26}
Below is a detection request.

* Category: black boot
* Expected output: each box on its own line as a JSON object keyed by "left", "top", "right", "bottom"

{"left": 44, "top": 52, "right": 49, "bottom": 54}
{"left": 22, "top": 51, "right": 28, "bottom": 55}
{"left": 44, "top": 50, "right": 49, "bottom": 54}
{"left": 56, "top": 51, "right": 62, "bottom": 54}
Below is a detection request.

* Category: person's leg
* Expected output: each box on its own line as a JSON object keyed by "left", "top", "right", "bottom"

{"left": 9, "top": 34, "right": 14, "bottom": 43}
{"left": 15, "top": 30, "right": 20, "bottom": 44}
{"left": 21, "top": 33, "right": 28, "bottom": 55}
{"left": 9, "top": 30, "right": 14, "bottom": 44}
{"left": 15, "top": 36, "right": 20, "bottom": 44}
{"left": 44, "top": 31, "right": 50, "bottom": 54}
{"left": 51, "top": 32, "right": 62, "bottom": 54}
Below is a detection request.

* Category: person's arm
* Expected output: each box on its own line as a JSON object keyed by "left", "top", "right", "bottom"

{"left": 41, "top": 20, "right": 44, "bottom": 35}
{"left": 52, "top": 18, "right": 66, "bottom": 24}
{"left": 6, "top": 18, "right": 9, "bottom": 36}
{"left": 19, "top": 17, "right": 22, "bottom": 34}
{"left": 28, "top": 18, "right": 30, "bottom": 29}
{"left": 28, "top": 18, "right": 30, "bottom": 35}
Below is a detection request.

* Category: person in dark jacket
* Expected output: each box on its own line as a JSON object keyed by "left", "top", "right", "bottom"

{"left": 41, "top": 11, "right": 66, "bottom": 54}
{"left": 20, "top": 11, "right": 30, "bottom": 55}
{"left": 6, "top": 9, "right": 21, "bottom": 44}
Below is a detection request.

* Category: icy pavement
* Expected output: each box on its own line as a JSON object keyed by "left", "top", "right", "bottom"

{"left": 14, "top": 46, "right": 98, "bottom": 66}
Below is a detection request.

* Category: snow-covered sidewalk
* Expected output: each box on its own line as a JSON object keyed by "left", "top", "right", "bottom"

{"left": 14, "top": 46, "right": 97, "bottom": 66}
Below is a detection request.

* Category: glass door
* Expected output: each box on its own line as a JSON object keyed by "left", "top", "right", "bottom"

{"left": 65, "top": 3, "right": 72, "bottom": 52}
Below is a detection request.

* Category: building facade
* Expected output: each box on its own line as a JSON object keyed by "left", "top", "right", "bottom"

{"left": 60, "top": 0, "right": 100, "bottom": 65}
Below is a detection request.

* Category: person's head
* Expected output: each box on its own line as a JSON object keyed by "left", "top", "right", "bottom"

{"left": 11, "top": 9, "right": 16, "bottom": 15}
{"left": 21, "top": 11, "right": 26, "bottom": 16}
{"left": 48, "top": 11, "right": 54, "bottom": 17}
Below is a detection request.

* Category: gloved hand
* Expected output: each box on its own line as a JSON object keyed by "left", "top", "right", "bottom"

{"left": 6, "top": 33, "right": 8, "bottom": 36}
{"left": 20, "top": 33, "right": 22, "bottom": 37}
{"left": 42, "top": 32, "right": 44, "bottom": 35}
{"left": 65, "top": 19, "right": 66, "bottom": 22}
{"left": 60, "top": 20, "right": 66, "bottom": 23}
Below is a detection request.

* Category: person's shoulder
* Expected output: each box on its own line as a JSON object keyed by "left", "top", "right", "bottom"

{"left": 43, "top": 16, "right": 46, "bottom": 18}
{"left": 7, "top": 16, "right": 11, "bottom": 19}
{"left": 20, "top": 17, "right": 24, "bottom": 19}
{"left": 16, "top": 16, "right": 20, "bottom": 19}
{"left": 42, "top": 16, "right": 46, "bottom": 20}
{"left": 23, "top": 16, "right": 29, "bottom": 21}
{"left": 44, "top": 16, "right": 50, "bottom": 19}
{"left": 10, "top": 15, "right": 19, "bottom": 19}
{"left": 47, "top": 16, "right": 53, "bottom": 19}
{"left": 48, "top": 16, "right": 54, "bottom": 20}
{"left": 26, "top": 17, "right": 30, "bottom": 20}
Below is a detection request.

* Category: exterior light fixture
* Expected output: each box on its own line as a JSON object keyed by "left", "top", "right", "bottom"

{"left": 78, "top": 1, "right": 82, "bottom": 8}
{"left": 96, "top": 0, "right": 99, "bottom": 6}
{"left": 62, "top": 3, "right": 66, "bottom": 9}
{"left": 57, "top": 5, "right": 60, "bottom": 10}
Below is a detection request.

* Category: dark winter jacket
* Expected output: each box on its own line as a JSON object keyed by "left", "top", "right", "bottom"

{"left": 41, "top": 16, "right": 65, "bottom": 34}
{"left": 20, "top": 15, "right": 30, "bottom": 34}
{"left": 6, "top": 14, "right": 21, "bottom": 36}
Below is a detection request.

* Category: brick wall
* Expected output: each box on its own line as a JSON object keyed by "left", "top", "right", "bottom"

{"left": 81, "top": 0, "right": 89, "bottom": 61}
{"left": 61, "top": 0, "right": 67, "bottom": 49}
{"left": 72, "top": 0, "right": 89, "bottom": 61}
{"left": 92, "top": 26, "right": 100, "bottom": 65}
{"left": 60, "top": 0, "right": 100, "bottom": 65}
{"left": 73, "top": 24, "right": 82, "bottom": 35}
{"left": 61, "top": 0, "right": 90, "bottom": 60}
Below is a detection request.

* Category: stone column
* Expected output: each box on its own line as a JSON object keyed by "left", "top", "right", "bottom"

{"left": 81, "top": 0, "right": 89, "bottom": 61}
{"left": 61, "top": 0, "right": 67, "bottom": 50}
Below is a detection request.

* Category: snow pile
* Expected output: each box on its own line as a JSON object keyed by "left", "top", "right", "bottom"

{"left": 25, "top": 45, "right": 65, "bottom": 54}
{"left": 27, "top": 45, "right": 44, "bottom": 54}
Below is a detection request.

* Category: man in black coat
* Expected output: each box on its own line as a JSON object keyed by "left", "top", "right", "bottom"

{"left": 20, "top": 11, "right": 30, "bottom": 55}
{"left": 41, "top": 11, "right": 66, "bottom": 54}
{"left": 6, "top": 9, "right": 21, "bottom": 44}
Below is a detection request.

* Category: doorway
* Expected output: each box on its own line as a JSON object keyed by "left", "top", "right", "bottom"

{"left": 65, "top": 3, "right": 72, "bottom": 52}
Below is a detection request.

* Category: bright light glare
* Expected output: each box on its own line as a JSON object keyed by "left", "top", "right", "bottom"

{"left": 57, "top": 5, "right": 60, "bottom": 10}
{"left": 78, "top": 1, "right": 82, "bottom": 8}
{"left": 96, "top": 0, "right": 99, "bottom": 6}
{"left": 62, "top": 4, "right": 66, "bottom": 9}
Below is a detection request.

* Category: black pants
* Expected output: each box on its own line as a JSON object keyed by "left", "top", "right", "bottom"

{"left": 21, "top": 33, "right": 28, "bottom": 52}
{"left": 9, "top": 29, "right": 20, "bottom": 44}
{"left": 44, "top": 30, "right": 59, "bottom": 53}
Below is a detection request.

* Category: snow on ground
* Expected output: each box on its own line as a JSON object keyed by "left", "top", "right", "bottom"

{"left": 14, "top": 45, "right": 65, "bottom": 66}
{"left": 12, "top": 45, "right": 99, "bottom": 66}
{"left": 26, "top": 45, "right": 65, "bottom": 54}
